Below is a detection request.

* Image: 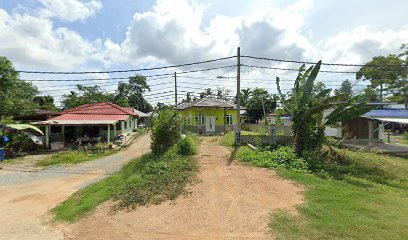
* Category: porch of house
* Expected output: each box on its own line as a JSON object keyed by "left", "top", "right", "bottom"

{"left": 39, "top": 119, "right": 137, "bottom": 149}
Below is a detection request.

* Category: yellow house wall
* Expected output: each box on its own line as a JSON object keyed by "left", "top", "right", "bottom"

{"left": 179, "top": 108, "right": 237, "bottom": 125}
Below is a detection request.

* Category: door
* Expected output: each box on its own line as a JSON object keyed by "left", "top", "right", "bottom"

{"left": 206, "top": 116, "right": 216, "bottom": 132}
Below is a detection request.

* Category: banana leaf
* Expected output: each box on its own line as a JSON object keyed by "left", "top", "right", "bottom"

{"left": 301, "top": 61, "right": 322, "bottom": 106}
{"left": 5, "top": 124, "right": 44, "bottom": 135}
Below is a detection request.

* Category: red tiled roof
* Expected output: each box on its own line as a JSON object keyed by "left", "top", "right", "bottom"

{"left": 62, "top": 102, "right": 138, "bottom": 116}
{"left": 50, "top": 114, "right": 129, "bottom": 121}
{"left": 46, "top": 102, "right": 138, "bottom": 122}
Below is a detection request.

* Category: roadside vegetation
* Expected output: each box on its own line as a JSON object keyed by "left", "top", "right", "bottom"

{"left": 235, "top": 145, "right": 408, "bottom": 239}
{"left": 37, "top": 150, "right": 114, "bottom": 166}
{"left": 54, "top": 110, "right": 198, "bottom": 223}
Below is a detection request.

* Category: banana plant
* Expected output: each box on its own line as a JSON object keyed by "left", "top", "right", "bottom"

{"left": 277, "top": 61, "right": 375, "bottom": 157}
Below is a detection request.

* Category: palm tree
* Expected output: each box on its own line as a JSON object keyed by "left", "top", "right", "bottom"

{"left": 277, "top": 61, "right": 374, "bottom": 157}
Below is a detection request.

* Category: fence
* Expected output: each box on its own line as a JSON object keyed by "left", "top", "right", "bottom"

{"left": 239, "top": 124, "right": 293, "bottom": 146}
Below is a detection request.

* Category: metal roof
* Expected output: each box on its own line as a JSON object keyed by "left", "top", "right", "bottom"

{"left": 364, "top": 109, "right": 408, "bottom": 118}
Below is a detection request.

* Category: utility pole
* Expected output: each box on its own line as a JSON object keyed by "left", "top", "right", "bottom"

{"left": 235, "top": 47, "right": 241, "bottom": 145}
{"left": 174, "top": 72, "right": 178, "bottom": 111}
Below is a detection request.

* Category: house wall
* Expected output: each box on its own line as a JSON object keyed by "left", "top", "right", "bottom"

{"left": 343, "top": 117, "right": 379, "bottom": 139}
{"left": 179, "top": 108, "right": 237, "bottom": 125}
{"left": 99, "top": 116, "right": 137, "bottom": 140}
{"left": 179, "top": 107, "right": 237, "bottom": 134}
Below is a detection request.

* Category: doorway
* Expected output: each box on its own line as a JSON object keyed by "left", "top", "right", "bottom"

{"left": 206, "top": 116, "right": 216, "bottom": 132}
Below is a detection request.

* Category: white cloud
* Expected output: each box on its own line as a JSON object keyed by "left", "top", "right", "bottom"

{"left": 321, "top": 27, "right": 408, "bottom": 65}
{"left": 0, "top": 9, "right": 103, "bottom": 70}
{"left": 37, "top": 0, "right": 102, "bottom": 22}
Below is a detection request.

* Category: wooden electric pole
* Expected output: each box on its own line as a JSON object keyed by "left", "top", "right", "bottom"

{"left": 235, "top": 47, "right": 241, "bottom": 145}
{"left": 174, "top": 72, "right": 178, "bottom": 111}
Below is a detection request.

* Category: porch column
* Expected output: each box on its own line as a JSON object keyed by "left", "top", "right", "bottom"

{"left": 61, "top": 126, "right": 65, "bottom": 142}
{"left": 224, "top": 107, "right": 227, "bottom": 132}
{"left": 368, "top": 119, "right": 374, "bottom": 146}
{"left": 121, "top": 121, "right": 125, "bottom": 133}
{"left": 113, "top": 123, "right": 117, "bottom": 140}
{"left": 107, "top": 124, "right": 111, "bottom": 143}
{"left": 45, "top": 125, "right": 50, "bottom": 148}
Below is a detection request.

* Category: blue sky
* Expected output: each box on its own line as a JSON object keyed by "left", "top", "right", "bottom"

{"left": 0, "top": 0, "right": 407, "bottom": 105}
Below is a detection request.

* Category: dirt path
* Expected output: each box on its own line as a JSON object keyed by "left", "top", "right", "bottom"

{"left": 65, "top": 137, "right": 303, "bottom": 240}
{"left": 0, "top": 134, "right": 151, "bottom": 240}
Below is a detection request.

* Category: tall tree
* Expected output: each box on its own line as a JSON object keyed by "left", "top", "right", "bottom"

{"left": 62, "top": 85, "right": 113, "bottom": 109}
{"left": 33, "top": 95, "right": 58, "bottom": 111}
{"left": 216, "top": 87, "right": 231, "bottom": 100}
{"left": 240, "top": 88, "right": 252, "bottom": 106}
{"left": 334, "top": 79, "right": 353, "bottom": 99}
{"left": 199, "top": 88, "right": 213, "bottom": 99}
{"left": 0, "top": 56, "right": 39, "bottom": 116}
{"left": 356, "top": 55, "right": 406, "bottom": 101}
{"left": 113, "top": 75, "right": 153, "bottom": 113}
{"left": 246, "top": 88, "right": 277, "bottom": 123}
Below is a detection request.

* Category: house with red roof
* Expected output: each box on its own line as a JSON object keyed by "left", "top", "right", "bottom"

{"left": 34, "top": 102, "right": 139, "bottom": 148}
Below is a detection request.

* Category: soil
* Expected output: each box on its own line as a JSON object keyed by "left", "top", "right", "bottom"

{"left": 0, "top": 134, "right": 151, "bottom": 240}
{"left": 64, "top": 137, "right": 304, "bottom": 240}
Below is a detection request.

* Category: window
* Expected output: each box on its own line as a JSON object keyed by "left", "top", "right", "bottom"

{"left": 201, "top": 114, "right": 205, "bottom": 126}
{"left": 124, "top": 121, "right": 127, "bottom": 129}
{"left": 194, "top": 114, "right": 199, "bottom": 126}
{"left": 226, "top": 114, "right": 233, "bottom": 125}
{"left": 116, "top": 122, "right": 121, "bottom": 130}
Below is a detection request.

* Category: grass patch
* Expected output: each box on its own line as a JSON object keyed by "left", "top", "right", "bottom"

{"left": 37, "top": 150, "right": 114, "bottom": 166}
{"left": 53, "top": 139, "right": 198, "bottom": 223}
{"left": 235, "top": 146, "right": 408, "bottom": 239}
{"left": 220, "top": 131, "right": 234, "bottom": 147}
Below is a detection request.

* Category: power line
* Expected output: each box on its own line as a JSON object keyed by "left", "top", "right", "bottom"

{"left": 241, "top": 55, "right": 402, "bottom": 68}
{"left": 242, "top": 64, "right": 357, "bottom": 74}
{"left": 17, "top": 56, "right": 236, "bottom": 74}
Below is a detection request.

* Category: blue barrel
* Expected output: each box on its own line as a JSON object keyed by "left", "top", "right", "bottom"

{"left": 0, "top": 148, "right": 4, "bottom": 161}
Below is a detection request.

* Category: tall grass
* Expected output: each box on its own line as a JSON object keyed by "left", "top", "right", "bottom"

{"left": 53, "top": 139, "right": 198, "bottom": 223}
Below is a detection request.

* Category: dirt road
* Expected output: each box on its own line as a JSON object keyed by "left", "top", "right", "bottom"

{"left": 66, "top": 137, "right": 303, "bottom": 240}
{"left": 0, "top": 134, "right": 151, "bottom": 240}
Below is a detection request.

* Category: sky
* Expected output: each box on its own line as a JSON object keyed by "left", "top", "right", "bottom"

{"left": 0, "top": 0, "right": 407, "bottom": 106}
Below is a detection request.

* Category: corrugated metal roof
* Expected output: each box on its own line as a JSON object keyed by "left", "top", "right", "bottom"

{"left": 178, "top": 97, "right": 239, "bottom": 110}
{"left": 133, "top": 109, "right": 150, "bottom": 118}
{"left": 364, "top": 109, "right": 408, "bottom": 118}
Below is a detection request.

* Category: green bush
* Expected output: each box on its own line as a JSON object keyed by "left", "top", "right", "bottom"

{"left": 116, "top": 146, "right": 198, "bottom": 208}
{"left": 177, "top": 137, "right": 196, "bottom": 156}
{"left": 237, "top": 145, "right": 308, "bottom": 171}
{"left": 151, "top": 109, "right": 181, "bottom": 155}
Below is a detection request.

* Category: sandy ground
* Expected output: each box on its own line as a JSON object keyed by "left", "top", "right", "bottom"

{"left": 0, "top": 134, "right": 151, "bottom": 240}
{"left": 65, "top": 137, "right": 304, "bottom": 240}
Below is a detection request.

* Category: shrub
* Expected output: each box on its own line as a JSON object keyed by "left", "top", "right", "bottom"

{"left": 237, "top": 145, "right": 308, "bottom": 171}
{"left": 177, "top": 137, "right": 196, "bottom": 156}
{"left": 151, "top": 109, "right": 181, "bottom": 155}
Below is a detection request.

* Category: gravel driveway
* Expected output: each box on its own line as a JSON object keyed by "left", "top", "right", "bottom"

{"left": 0, "top": 134, "right": 151, "bottom": 240}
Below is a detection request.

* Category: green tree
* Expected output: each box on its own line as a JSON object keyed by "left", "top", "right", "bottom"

{"left": 0, "top": 56, "right": 39, "bottom": 116}
{"left": 277, "top": 61, "right": 374, "bottom": 157}
{"left": 199, "top": 88, "right": 213, "bottom": 99}
{"left": 334, "top": 79, "right": 353, "bottom": 99}
{"left": 33, "top": 95, "right": 58, "bottom": 111}
{"left": 151, "top": 109, "right": 181, "bottom": 155}
{"left": 356, "top": 55, "right": 406, "bottom": 101}
{"left": 246, "top": 88, "right": 277, "bottom": 123}
{"left": 216, "top": 87, "right": 231, "bottom": 100}
{"left": 113, "top": 75, "right": 153, "bottom": 112}
{"left": 62, "top": 85, "right": 113, "bottom": 109}
{"left": 240, "top": 88, "right": 252, "bottom": 106}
